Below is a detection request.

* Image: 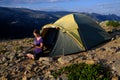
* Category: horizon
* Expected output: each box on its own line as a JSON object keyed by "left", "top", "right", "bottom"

{"left": 0, "top": 0, "right": 120, "bottom": 16}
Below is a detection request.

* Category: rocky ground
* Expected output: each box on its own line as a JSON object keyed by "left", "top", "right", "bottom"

{"left": 0, "top": 25, "right": 120, "bottom": 80}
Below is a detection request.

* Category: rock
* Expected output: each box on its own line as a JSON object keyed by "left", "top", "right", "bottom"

{"left": 85, "top": 60, "right": 97, "bottom": 65}
{"left": 57, "top": 76, "right": 68, "bottom": 80}
{"left": 22, "top": 71, "right": 27, "bottom": 80}
{"left": 115, "top": 34, "right": 120, "bottom": 39}
{"left": 109, "top": 60, "right": 115, "bottom": 64}
{"left": 42, "top": 61, "right": 50, "bottom": 65}
{"left": 105, "top": 47, "right": 116, "bottom": 53}
{"left": 18, "top": 67, "right": 24, "bottom": 72}
{"left": 49, "top": 74, "right": 54, "bottom": 78}
{"left": 58, "top": 56, "right": 73, "bottom": 64}
{"left": 80, "top": 56, "right": 87, "bottom": 60}
{"left": 44, "top": 71, "right": 51, "bottom": 78}
{"left": 26, "top": 64, "right": 33, "bottom": 70}
{"left": 60, "top": 74, "right": 68, "bottom": 80}
{"left": 116, "top": 47, "right": 120, "bottom": 53}
{"left": 32, "top": 62, "right": 38, "bottom": 66}
{"left": 70, "top": 55, "right": 79, "bottom": 59}
{"left": 39, "top": 57, "right": 53, "bottom": 62}
{"left": 30, "top": 76, "right": 40, "bottom": 80}
{"left": 22, "top": 75, "right": 27, "bottom": 80}
{"left": 39, "top": 77, "right": 44, "bottom": 80}
{"left": 111, "top": 37, "right": 115, "bottom": 40}
{"left": 111, "top": 47, "right": 118, "bottom": 53}
{"left": 18, "top": 53, "right": 24, "bottom": 57}
{"left": 57, "top": 77, "right": 61, "bottom": 80}
{"left": 5, "top": 52, "right": 10, "bottom": 55}
{"left": 8, "top": 62, "right": 15, "bottom": 66}
{"left": 113, "top": 62, "right": 120, "bottom": 76}
{"left": 17, "top": 50, "right": 22, "bottom": 53}
{"left": 6, "top": 45, "right": 12, "bottom": 50}
{"left": 20, "top": 56, "right": 26, "bottom": 61}
{"left": 15, "top": 59, "right": 22, "bottom": 63}
{"left": 112, "top": 76, "right": 119, "bottom": 80}
{"left": 87, "top": 54, "right": 94, "bottom": 59}
{"left": 14, "top": 67, "right": 19, "bottom": 72}
{"left": 1, "top": 76, "right": 8, "bottom": 80}
{"left": 40, "top": 65, "right": 46, "bottom": 70}
{"left": 50, "top": 77, "right": 56, "bottom": 80}
{"left": 116, "top": 51, "right": 120, "bottom": 54}
{"left": 6, "top": 52, "right": 15, "bottom": 60}
{"left": 99, "top": 48, "right": 106, "bottom": 51}
{"left": 4, "top": 62, "right": 8, "bottom": 66}
{"left": 2, "top": 57, "right": 7, "bottom": 62}
{"left": 0, "top": 59, "right": 3, "bottom": 64}
{"left": 112, "top": 66, "right": 117, "bottom": 71}
{"left": 33, "top": 67, "right": 39, "bottom": 72}
{"left": 9, "top": 56, "right": 15, "bottom": 61}
{"left": 111, "top": 47, "right": 117, "bottom": 49}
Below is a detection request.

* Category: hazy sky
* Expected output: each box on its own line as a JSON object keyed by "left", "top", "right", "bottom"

{"left": 0, "top": 0, "right": 120, "bottom": 16}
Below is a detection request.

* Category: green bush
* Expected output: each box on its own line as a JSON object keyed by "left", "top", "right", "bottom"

{"left": 52, "top": 63, "right": 111, "bottom": 80}
{"left": 106, "top": 21, "right": 120, "bottom": 27}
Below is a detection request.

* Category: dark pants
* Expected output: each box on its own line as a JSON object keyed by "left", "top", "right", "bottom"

{"left": 25, "top": 49, "right": 42, "bottom": 60}
{"left": 34, "top": 52, "right": 42, "bottom": 60}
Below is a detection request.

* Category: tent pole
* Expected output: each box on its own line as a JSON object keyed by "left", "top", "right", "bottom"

{"left": 62, "top": 31, "right": 65, "bottom": 58}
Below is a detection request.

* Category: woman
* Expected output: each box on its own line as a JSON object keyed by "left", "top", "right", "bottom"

{"left": 26, "top": 29, "right": 43, "bottom": 60}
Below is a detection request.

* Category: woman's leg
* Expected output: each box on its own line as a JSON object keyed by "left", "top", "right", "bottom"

{"left": 25, "top": 49, "right": 35, "bottom": 59}
{"left": 34, "top": 52, "right": 42, "bottom": 60}
{"left": 26, "top": 54, "right": 35, "bottom": 59}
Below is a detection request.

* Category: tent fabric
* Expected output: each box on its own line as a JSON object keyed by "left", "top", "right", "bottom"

{"left": 42, "top": 28, "right": 59, "bottom": 53}
{"left": 49, "top": 30, "right": 82, "bottom": 56}
{"left": 41, "top": 13, "right": 111, "bottom": 56}
{"left": 54, "top": 14, "right": 78, "bottom": 30}
{"left": 43, "top": 28, "right": 58, "bottom": 45}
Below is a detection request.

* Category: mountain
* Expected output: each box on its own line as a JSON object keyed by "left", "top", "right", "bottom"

{"left": 0, "top": 7, "right": 71, "bottom": 39}
{"left": 0, "top": 7, "right": 120, "bottom": 39}
{"left": 85, "top": 13, "right": 120, "bottom": 22}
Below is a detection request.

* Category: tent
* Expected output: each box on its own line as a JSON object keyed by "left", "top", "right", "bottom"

{"left": 41, "top": 13, "right": 111, "bottom": 56}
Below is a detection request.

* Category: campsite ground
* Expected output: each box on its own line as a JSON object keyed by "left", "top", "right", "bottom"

{"left": 0, "top": 26, "right": 120, "bottom": 80}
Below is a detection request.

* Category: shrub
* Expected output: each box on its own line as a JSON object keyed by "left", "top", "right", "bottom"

{"left": 106, "top": 21, "right": 120, "bottom": 27}
{"left": 52, "top": 63, "right": 112, "bottom": 80}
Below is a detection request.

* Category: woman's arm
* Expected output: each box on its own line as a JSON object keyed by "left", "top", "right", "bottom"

{"left": 35, "top": 43, "right": 43, "bottom": 49}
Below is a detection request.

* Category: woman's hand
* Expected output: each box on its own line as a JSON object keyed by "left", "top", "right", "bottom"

{"left": 31, "top": 44, "right": 35, "bottom": 47}
{"left": 34, "top": 45, "right": 42, "bottom": 49}
{"left": 31, "top": 43, "right": 43, "bottom": 49}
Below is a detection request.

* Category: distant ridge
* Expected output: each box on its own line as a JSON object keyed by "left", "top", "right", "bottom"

{"left": 84, "top": 13, "right": 120, "bottom": 22}
{"left": 0, "top": 7, "right": 120, "bottom": 39}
